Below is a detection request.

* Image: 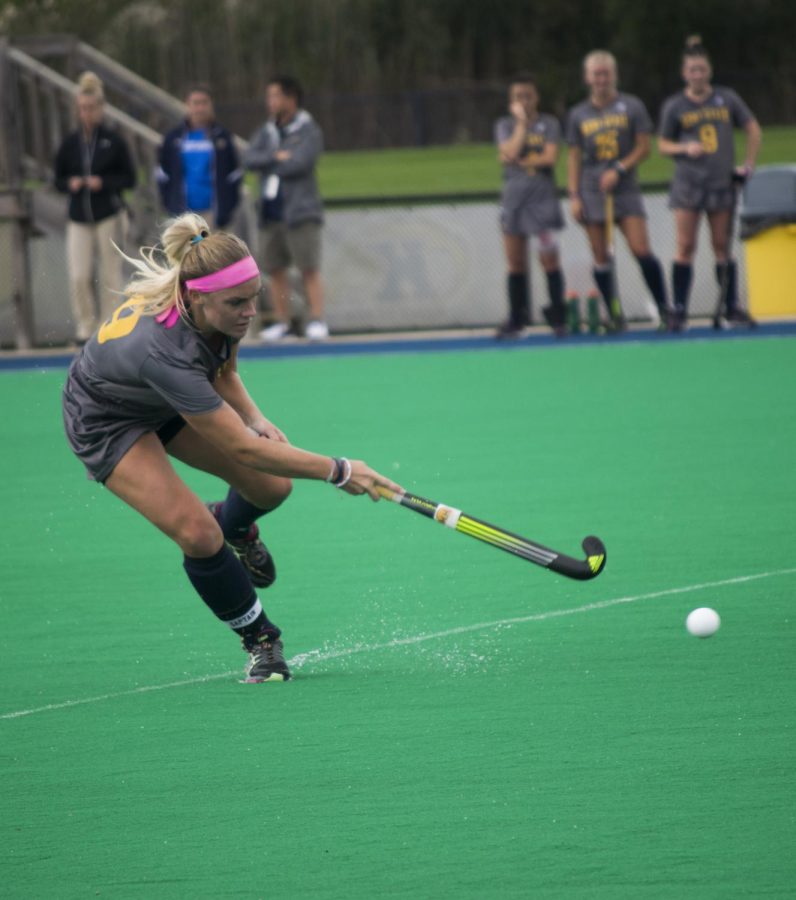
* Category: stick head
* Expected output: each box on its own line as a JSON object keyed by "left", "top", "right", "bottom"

{"left": 582, "top": 536, "right": 607, "bottom": 577}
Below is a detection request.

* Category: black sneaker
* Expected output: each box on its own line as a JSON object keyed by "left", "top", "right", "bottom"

{"left": 495, "top": 320, "right": 525, "bottom": 340}
{"left": 671, "top": 306, "right": 687, "bottom": 333}
{"left": 207, "top": 502, "right": 276, "bottom": 588}
{"left": 724, "top": 308, "right": 757, "bottom": 328}
{"left": 542, "top": 306, "right": 567, "bottom": 337}
{"left": 242, "top": 631, "right": 291, "bottom": 683}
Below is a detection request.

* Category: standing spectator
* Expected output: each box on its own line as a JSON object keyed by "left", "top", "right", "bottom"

{"left": 157, "top": 85, "right": 242, "bottom": 229}
{"left": 658, "top": 36, "right": 762, "bottom": 329}
{"left": 244, "top": 76, "right": 328, "bottom": 342}
{"left": 54, "top": 72, "right": 136, "bottom": 344}
{"left": 495, "top": 73, "right": 568, "bottom": 339}
{"left": 567, "top": 51, "right": 671, "bottom": 331}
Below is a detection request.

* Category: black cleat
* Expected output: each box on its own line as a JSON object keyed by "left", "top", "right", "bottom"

{"left": 242, "top": 631, "right": 291, "bottom": 683}
{"left": 207, "top": 502, "right": 276, "bottom": 588}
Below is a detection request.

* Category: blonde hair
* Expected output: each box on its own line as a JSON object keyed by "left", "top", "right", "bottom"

{"left": 77, "top": 71, "right": 104, "bottom": 102}
{"left": 120, "top": 213, "right": 252, "bottom": 322}
{"left": 583, "top": 50, "right": 617, "bottom": 73}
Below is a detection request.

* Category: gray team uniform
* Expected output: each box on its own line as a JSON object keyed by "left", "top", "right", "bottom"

{"left": 62, "top": 306, "right": 230, "bottom": 483}
{"left": 566, "top": 93, "right": 651, "bottom": 223}
{"left": 495, "top": 114, "right": 564, "bottom": 235}
{"left": 659, "top": 87, "right": 753, "bottom": 211}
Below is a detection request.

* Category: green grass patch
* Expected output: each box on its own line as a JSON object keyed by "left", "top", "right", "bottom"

{"left": 311, "top": 125, "right": 796, "bottom": 199}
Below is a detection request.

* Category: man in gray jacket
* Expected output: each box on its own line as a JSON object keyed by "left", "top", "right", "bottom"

{"left": 244, "top": 76, "right": 328, "bottom": 341}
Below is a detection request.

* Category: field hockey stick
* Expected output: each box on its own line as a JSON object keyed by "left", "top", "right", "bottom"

{"left": 712, "top": 171, "right": 748, "bottom": 329}
{"left": 377, "top": 486, "right": 606, "bottom": 581}
{"left": 604, "top": 192, "right": 624, "bottom": 328}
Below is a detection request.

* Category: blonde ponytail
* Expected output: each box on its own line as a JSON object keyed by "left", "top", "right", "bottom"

{"left": 119, "top": 214, "right": 252, "bottom": 321}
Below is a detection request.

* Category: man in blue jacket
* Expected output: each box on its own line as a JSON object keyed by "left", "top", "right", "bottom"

{"left": 244, "top": 76, "right": 328, "bottom": 341}
{"left": 158, "top": 85, "right": 242, "bottom": 229}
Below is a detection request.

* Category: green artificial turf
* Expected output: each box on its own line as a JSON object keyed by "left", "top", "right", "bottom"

{"left": 2, "top": 336, "right": 795, "bottom": 898}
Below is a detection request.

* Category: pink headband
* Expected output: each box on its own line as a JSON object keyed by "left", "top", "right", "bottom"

{"left": 184, "top": 256, "right": 260, "bottom": 293}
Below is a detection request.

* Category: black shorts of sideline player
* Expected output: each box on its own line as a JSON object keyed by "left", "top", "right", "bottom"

{"left": 658, "top": 36, "right": 762, "bottom": 327}
{"left": 62, "top": 213, "right": 401, "bottom": 683}
{"left": 566, "top": 50, "right": 672, "bottom": 331}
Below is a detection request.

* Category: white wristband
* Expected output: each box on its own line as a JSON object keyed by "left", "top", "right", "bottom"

{"left": 335, "top": 458, "right": 352, "bottom": 489}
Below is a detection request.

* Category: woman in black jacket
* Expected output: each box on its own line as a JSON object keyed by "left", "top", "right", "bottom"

{"left": 54, "top": 72, "right": 137, "bottom": 344}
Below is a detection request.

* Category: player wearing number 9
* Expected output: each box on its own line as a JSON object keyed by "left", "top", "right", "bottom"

{"left": 658, "top": 36, "right": 762, "bottom": 328}
{"left": 566, "top": 51, "right": 672, "bottom": 332}
{"left": 62, "top": 213, "right": 402, "bottom": 682}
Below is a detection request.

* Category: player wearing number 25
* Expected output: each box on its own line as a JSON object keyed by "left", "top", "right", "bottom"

{"left": 62, "top": 214, "right": 401, "bottom": 683}
{"left": 566, "top": 51, "right": 670, "bottom": 330}
{"left": 658, "top": 36, "right": 762, "bottom": 328}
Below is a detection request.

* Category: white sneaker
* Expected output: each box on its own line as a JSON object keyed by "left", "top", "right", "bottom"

{"left": 305, "top": 320, "right": 329, "bottom": 341}
{"left": 259, "top": 322, "right": 290, "bottom": 342}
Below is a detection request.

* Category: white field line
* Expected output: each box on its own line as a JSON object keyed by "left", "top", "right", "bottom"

{"left": 2, "top": 568, "right": 795, "bottom": 721}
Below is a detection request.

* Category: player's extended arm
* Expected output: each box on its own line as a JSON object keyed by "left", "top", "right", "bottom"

{"left": 183, "top": 403, "right": 401, "bottom": 500}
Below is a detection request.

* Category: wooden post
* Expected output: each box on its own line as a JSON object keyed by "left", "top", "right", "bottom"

{"left": 0, "top": 38, "right": 35, "bottom": 348}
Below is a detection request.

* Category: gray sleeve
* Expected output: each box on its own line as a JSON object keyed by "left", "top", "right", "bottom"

{"left": 544, "top": 115, "right": 562, "bottom": 145}
{"left": 495, "top": 117, "right": 513, "bottom": 145}
{"left": 725, "top": 89, "right": 754, "bottom": 127}
{"left": 565, "top": 109, "right": 581, "bottom": 146}
{"left": 139, "top": 355, "right": 224, "bottom": 415}
{"left": 276, "top": 123, "right": 323, "bottom": 178}
{"left": 242, "top": 126, "right": 277, "bottom": 172}
{"left": 630, "top": 96, "right": 653, "bottom": 134}
{"left": 659, "top": 98, "right": 680, "bottom": 139}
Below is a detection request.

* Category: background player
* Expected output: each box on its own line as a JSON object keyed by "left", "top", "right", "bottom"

{"left": 494, "top": 73, "right": 568, "bottom": 338}
{"left": 658, "top": 36, "right": 762, "bottom": 329}
{"left": 567, "top": 51, "right": 671, "bottom": 331}
{"left": 62, "top": 213, "right": 401, "bottom": 683}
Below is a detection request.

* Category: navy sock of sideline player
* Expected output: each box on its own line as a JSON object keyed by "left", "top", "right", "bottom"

{"left": 183, "top": 546, "right": 280, "bottom": 641}
{"left": 545, "top": 269, "right": 566, "bottom": 320}
{"left": 217, "top": 487, "right": 268, "bottom": 539}
{"left": 592, "top": 266, "right": 613, "bottom": 313}
{"left": 672, "top": 262, "right": 693, "bottom": 313}
{"left": 507, "top": 273, "right": 530, "bottom": 327}
{"left": 715, "top": 260, "right": 738, "bottom": 312}
{"left": 636, "top": 255, "right": 668, "bottom": 313}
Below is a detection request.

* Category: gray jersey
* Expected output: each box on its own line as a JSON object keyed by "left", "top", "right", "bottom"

{"left": 659, "top": 87, "right": 753, "bottom": 190}
{"left": 495, "top": 114, "right": 564, "bottom": 233}
{"left": 566, "top": 93, "right": 652, "bottom": 193}
{"left": 63, "top": 301, "right": 229, "bottom": 481}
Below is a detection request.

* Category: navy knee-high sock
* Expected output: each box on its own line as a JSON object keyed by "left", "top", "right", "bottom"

{"left": 507, "top": 273, "right": 530, "bottom": 327}
{"left": 672, "top": 262, "right": 693, "bottom": 313}
{"left": 636, "top": 255, "right": 668, "bottom": 313}
{"left": 592, "top": 266, "right": 613, "bottom": 314}
{"left": 183, "top": 546, "right": 279, "bottom": 641}
{"left": 216, "top": 487, "right": 268, "bottom": 540}
{"left": 544, "top": 269, "right": 566, "bottom": 316}
{"left": 715, "top": 260, "right": 738, "bottom": 312}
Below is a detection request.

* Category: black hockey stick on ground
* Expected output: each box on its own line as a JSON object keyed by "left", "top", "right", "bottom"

{"left": 604, "top": 192, "right": 625, "bottom": 331}
{"left": 712, "top": 171, "right": 755, "bottom": 329}
{"left": 378, "top": 486, "right": 606, "bottom": 581}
